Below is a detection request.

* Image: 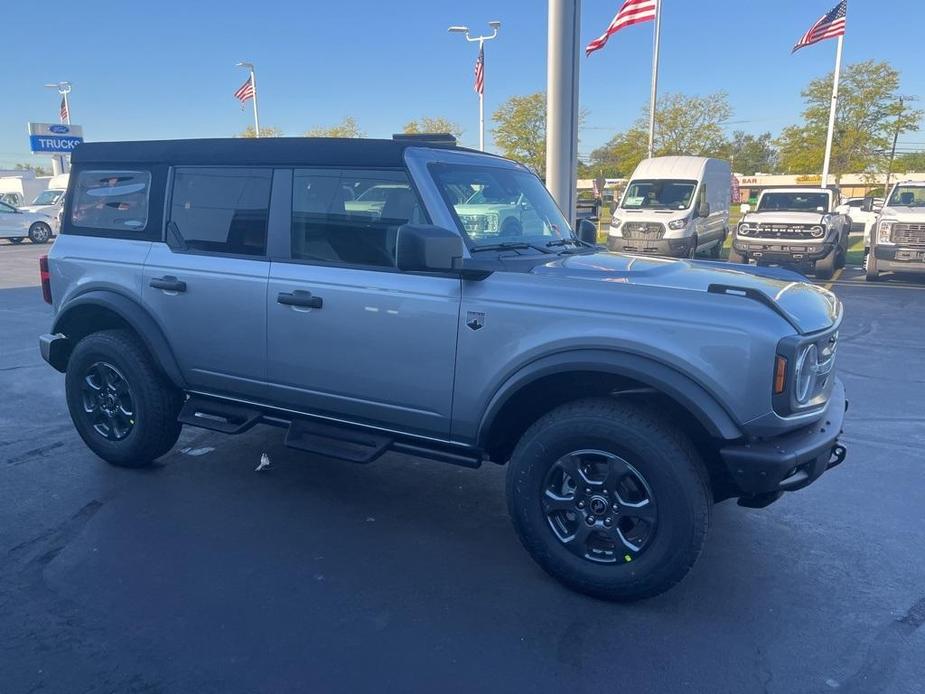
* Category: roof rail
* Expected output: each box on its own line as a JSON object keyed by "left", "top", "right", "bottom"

{"left": 391, "top": 133, "right": 457, "bottom": 146}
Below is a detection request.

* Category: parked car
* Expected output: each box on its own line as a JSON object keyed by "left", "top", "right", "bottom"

{"left": 730, "top": 187, "right": 850, "bottom": 279}
{"left": 865, "top": 181, "right": 925, "bottom": 281}
{"left": 608, "top": 156, "right": 730, "bottom": 258}
{"left": 836, "top": 196, "right": 882, "bottom": 250}
{"left": 19, "top": 187, "right": 68, "bottom": 233}
{"left": 0, "top": 200, "right": 55, "bottom": 243}
{"left": 40, "top": 136, "right": 846, "bottom": 601}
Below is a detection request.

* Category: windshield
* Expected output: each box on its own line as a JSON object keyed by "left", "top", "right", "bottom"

{"left": 621, "top": 179, "right": 697, "bottom": 210}
{"left": 430, "top": 163, "right": 572, "bottom": 245}
{"left": 758, "top": 192, "right": 830, "bottom": 212}
{"left": 888, "top": 185, "right": 925, "bottom": 207}
{"left": 32, "top": 190, "right": 63, "bottom": 206}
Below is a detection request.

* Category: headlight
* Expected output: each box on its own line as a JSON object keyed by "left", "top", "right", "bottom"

{"left": 877, "top": 220, "right": 894, "bottom": 245}
{"left": 737, "top": 223, "right": 752, "bottom": 236}
{"left": 609, "top": 218, "right": 622, "bottom": 236}
{"left": 668, "top": 217, "right": 689, "bottom": 230}
{"left": 794, "top": 343, "right": 818, "bottom": 404}
{"left": 810, "top": 226, "right": 825, "bottom": 238}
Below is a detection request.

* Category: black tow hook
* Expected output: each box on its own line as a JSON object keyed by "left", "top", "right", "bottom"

{"left": 827, "top": 444, "right": 847, "bottom": 471}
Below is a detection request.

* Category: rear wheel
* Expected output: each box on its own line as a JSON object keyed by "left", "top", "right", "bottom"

{"left": 506, "top": 398, "right": 711, "bottom": 601}
{"left": 8, "top": 237, "right": 24, "bottom": 244}
{"left": 28, "top": 223, "right": 51, "bottom": 244}
{"left": 65, "top": 330, "right": 183, "bottom": 467}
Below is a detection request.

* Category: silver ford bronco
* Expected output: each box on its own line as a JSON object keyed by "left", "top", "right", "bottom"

{"left": 39, "top": 136, "right": 847, "bottom": 600}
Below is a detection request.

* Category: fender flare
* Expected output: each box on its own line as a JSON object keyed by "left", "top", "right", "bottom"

{"left": 476, "top": 349, "right": 744, "bottom": 446}
{"left": 52, "top": 289, "right": 186, "bottom": 388}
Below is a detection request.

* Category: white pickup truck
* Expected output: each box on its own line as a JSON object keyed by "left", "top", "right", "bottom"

{"left": 730, "top": 188, "right": 850, "bottom": 279}
{"left": 865, "top": 181, "right": 925, "bottom": 281}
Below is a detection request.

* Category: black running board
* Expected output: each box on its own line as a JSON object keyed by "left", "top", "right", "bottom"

{"left": 285, "top": 419, "right": 391, "bottom": 464}
{"left": 178, "top": 397, "right": 261, "bottom": 434}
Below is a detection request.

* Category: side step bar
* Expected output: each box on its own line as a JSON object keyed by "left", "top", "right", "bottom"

{"left": 286, "top": 419, "right": 391, "bottom": 464}
{"left": 178, "top": 397, "right": 262, "bottom": 434}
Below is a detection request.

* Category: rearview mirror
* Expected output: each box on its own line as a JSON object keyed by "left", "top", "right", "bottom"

{"left": 396, "top": 224, "right": 465, "bottom": 273}
{"left": 577, "top": 218, "right": 599, "bottom": 245}
{"left": 740, "top": 203, "right": 751, "bottom": 215}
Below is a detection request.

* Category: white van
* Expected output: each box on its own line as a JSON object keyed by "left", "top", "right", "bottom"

{"left": 608, "top": 156, "right": 731, "bottom": 258}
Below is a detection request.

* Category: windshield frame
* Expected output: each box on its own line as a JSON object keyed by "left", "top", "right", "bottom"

{"left": 620, "top": 178, "right": 698, "bottom": 211}
{"left": 427, "top": 161, "right": 576, "bottom": 251}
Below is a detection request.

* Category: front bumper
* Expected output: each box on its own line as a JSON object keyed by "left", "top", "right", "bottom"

{"left": 607, "top": 235, "right": 694, "bottom": 257}
{"left": 874, "top": 245, "right": 925, "bottom": 272}
{"left": 733, "top": 239, "right": 835, "bottom": 263}
{"left": 720, "top": 379, "right": 847, "bottom": 500}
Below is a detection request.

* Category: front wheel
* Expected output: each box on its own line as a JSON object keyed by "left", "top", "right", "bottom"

{"left": 865, "top": 249, "right": 880, "bottom": 281}
{"left": 506, "top": 398, "right": 711, "bottom": 601}
{"left": 28, "top": 223, "right": 52, "bottom": 244}
{"left": 65, "top": 329, "right": 183, "bottom": 467}
{"left": 727, "top": 246, "right": 747, "bottom": 264}
{"left": 8, "top": 237, "right": 24, "bottom": 244}
{"left": 815, "top": 247, "right": 837, "bottom": 280}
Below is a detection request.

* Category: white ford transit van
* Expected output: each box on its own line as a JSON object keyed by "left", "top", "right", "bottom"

{"left": 608, "top": 156, "right": 731, "bottom": 258}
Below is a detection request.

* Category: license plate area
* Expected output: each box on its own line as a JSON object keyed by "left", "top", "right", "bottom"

{"left": 895, "top": 249, "right": 925, "bottom": 261}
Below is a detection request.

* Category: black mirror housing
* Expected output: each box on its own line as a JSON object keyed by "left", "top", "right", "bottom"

{"left": 577, "top": 218, "right": 598, "bottom": 245}
{"left": 861, "top": 197, "right": 874, "bottom": 212}
{"left": 396, "top": 224, "right": 465, "bottom": 273}
{"left": 699, "top": 202, "right": 711, "bottom": 218}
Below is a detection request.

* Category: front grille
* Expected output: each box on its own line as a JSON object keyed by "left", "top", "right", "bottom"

{"left": 892, "top": 223, "right": 925, "bottom": 246}
{"left": 622, "top": 222, "right": 665, "bottom": 240}
{"left": 750, "top": 223, "right": 822, "bottom": 240}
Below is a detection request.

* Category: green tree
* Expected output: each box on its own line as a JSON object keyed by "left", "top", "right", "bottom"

{"left": 403, "top": 116, "right": 463, "bottom": 141}
{"left": 893, "top": 152, "right": 925, "bottom": 172}
{"left": 492, "top": 92, "right": 548, "bottom": 174}
{"left": 14, "top": 163, "right": 51, "bottom": 176}
{"left": 589, "top": 92, "right": 733, "bottom": 178}
{"left": 777, "top": 61, "right": 922, "bottom": 176}
{"left": 725, "top": 131, "right": 778, "bottom": 175}
{"left": 237, "top": 126, "right": 284, "bottom": 138}
{"left": 305, "top": 116, "right": 364, "bottom": 138}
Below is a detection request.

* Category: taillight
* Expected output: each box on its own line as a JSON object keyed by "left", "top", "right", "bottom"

{"left": 39, "top": 255, "right": 52, "bottom": 304}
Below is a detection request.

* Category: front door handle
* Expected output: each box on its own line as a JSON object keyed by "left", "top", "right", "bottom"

{"left": 150, "top": 276, "right": 187, "bottom": 292}
{"left": 277, "top": 290, "right": 323, "bottom": 309}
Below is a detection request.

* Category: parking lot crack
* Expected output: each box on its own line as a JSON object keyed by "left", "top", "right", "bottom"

{"left": 3, "top": 441, "right": 65, "bottom": 466}
{"left": 7, "top": 500, "right": 103, "bottom": 580}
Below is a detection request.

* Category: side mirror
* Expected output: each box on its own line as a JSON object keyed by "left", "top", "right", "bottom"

{"left": 740, "top": 203, "right": 751, "bottom": 215}
{"left": 698, "top": 201, "right": 711, "bottom": 218}
{"left": 396, "top": 224, "right": 465, "bottom": 273}
{"left": 861, "top": 197, "right": 874, "bottom": 213}
{"left": 577, "top": 218, "right": 599, "bottom": 245}
{"left": 609, "top": 200, "right": 617, "bottom": 215}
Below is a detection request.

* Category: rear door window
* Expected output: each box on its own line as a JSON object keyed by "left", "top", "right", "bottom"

{"left": 71, "top": 170, "right": 151, "bottom": 232}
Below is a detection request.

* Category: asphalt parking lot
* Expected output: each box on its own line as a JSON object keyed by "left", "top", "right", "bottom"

{"left": 1, "top": 240, "right": 924, "bottom": 694}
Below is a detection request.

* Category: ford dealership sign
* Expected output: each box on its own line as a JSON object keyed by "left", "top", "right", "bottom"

{"left": 28, "top": 122, "right": 84, "bottom": 154}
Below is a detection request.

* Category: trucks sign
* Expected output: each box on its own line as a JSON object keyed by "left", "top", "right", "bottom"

{"left": 27, "top": 122, "right": 84, "bottom": 154}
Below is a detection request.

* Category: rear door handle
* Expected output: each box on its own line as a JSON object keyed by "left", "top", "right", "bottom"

{"left": 150, "top": 276, "right": 187, "bottom": 292}
{"left": 277, "top": 290, "right": 323, "bottom": 309}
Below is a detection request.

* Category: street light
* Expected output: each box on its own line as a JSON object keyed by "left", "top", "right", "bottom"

{"left": 448, "top": 21, "right": 501, "bottom": 151}
{"left": 235, "top": 61, "right": 261, "bottom": 137}
{"left": 44, "top": 81, "right": 71, "bottom": 125}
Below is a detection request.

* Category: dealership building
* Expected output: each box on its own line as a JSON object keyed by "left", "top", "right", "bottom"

{"left": 735, "top": 172, "right": 925, "bottom": 202}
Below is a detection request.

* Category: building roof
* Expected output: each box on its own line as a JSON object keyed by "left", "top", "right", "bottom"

{"left": 71, "top": 136, "right": 466, "bottom": 167}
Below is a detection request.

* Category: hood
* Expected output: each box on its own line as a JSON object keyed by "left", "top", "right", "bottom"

{"left": 743, "top": 211, "right": 827, "bottom": 225}
{"left": 880, "top": 206, "right": 925, "bottom": 221}
{"left": 19, "top": 205, "right": 54, "bottom": 215}
{"left": 529, "top": 252, "right": 840, "bottom": 335}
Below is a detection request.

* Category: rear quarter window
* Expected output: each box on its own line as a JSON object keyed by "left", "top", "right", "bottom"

{"left": 71, "top": 170, "right": 151, "bottom": 232}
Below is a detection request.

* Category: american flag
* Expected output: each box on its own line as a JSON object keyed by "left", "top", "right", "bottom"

{"left": 59, "top": 96, "right": 69, "bottom": 124}
{"left": 474, "top": 45, "right": 484, "bottom": 95}
{"left": 793, "top": 1, "right": 847, "bottom": 53}
{"left": 234, "top": 76, "right": 255, "bottom": 106}
{"left": 586, "top": 0, "right": 657, "bottom": 56}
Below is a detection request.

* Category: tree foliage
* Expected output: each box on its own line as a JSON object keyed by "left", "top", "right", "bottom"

{"left": 588, "top": 92, "right": 732, "bottom": 178}
{"left": 13, "top": 163, "right": 51, "bottom": 176}
{"left": 403, "top": 117, "right": 463, "bottom": 141}
{"left": 305, "top": 116, "right": 364, "bottom": 138}
{"left": 237, "top": 126, "right": 284, "bottom": 138}
{"left": 777, "top": 61, "right": 922, "bottom": 176}
{"left": 893, "top": 152, "right": 925, "bottom": 172}
{"left": 492, "top": 92, "right": 548, "bottom": 174}
{"left": 724, "top": 131, "right": 778, "bottom": 175}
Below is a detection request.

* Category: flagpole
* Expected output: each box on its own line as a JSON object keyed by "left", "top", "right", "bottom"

{"left": 249, "top": 68, "right": 261, "bottom": 137}
{"left": 646, "top": 0, "right": 662, "bottom": 159}
{"left": 479, "top": 39, "right": 485, "bottom": 151}
{"left": 821, "top": 34, "right": 843, "bottom": 187}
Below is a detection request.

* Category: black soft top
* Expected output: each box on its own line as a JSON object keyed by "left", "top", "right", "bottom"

{"left": 71, "top": 136, "right": 466, "bottom": 167}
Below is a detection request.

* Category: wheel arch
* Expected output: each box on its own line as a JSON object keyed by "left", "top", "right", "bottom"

{"left": 476, "top": 349, "right": 744, "bottom": 464}
{"left": 51, "top": 290, "right": 185, "bottom": 388}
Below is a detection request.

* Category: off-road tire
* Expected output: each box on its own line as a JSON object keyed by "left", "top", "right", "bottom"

{"left": 65, "top": 330, "right": 182, "bottom": 467}
{"left": 727, "top": 246, "right": 747, "bottom": 264}
{"left": 506, "top": 398, "right": 711, "bottom": 601}
{"left": 814, "top": 247, "right": 837, "bottom": 280}
{"left": 28, "top": 223, "right": 52, "bottom": 244}
{"left": 9, "top": 237, "right": 24, "bottom": 244}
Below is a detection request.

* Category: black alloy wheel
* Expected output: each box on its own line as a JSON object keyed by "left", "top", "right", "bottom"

{"left": 80, "top": 361, "right": 137, "bottom": 441}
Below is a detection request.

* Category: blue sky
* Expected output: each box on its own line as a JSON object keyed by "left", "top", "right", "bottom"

{"left": 2, "top": 0, "right": 923, "bottom": 168}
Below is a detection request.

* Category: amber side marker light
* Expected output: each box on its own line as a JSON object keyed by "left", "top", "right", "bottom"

{"left": 774, "top": 356, "right": 788, "bottom": 395}
{"left": 39, "top": 255, "right": 52, "bottom": 304}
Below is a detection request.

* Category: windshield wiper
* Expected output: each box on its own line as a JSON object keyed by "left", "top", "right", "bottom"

{"left": 471, "top": 241, "right": 554, "bottom": 254}
{"left": 545, "top": 237, "right": 581, "bottom": 248}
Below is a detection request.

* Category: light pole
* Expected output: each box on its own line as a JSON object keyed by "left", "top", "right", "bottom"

{"left": 235, "top": 61, "right": 261, "bottom": 137}
{"left": 44, "top": 81, "right": 72, "bottom": 175}
{"left": 449, "top": 21, "right": 501, "bottom": 151}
